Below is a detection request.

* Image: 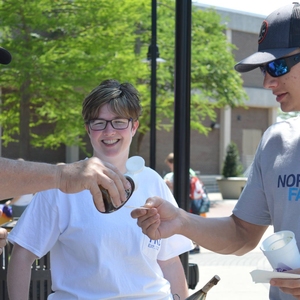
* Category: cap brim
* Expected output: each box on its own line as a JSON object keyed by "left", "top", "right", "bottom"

{"left": 0, "top": 47, "right": 12, "bottom": 65}
{"left": 234, "top": 47, "right": 298, "bottom": 73}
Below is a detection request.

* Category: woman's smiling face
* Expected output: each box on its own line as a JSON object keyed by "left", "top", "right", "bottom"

{"left": 86, "top": 104, "right": 139, "bottom": 168}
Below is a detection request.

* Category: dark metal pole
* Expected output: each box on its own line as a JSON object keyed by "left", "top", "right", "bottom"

{"left": 150, "top": 0, "right": 157, "bottom": 170}
{"left": 173, "top": 0, "right": 192, "bottom": 279}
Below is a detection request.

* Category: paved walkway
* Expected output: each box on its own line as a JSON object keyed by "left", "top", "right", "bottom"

{"left": 187, "top": 193, "right": 273, "bottom": 299}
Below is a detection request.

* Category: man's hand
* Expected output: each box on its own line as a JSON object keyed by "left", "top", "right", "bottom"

{"left": 131, "top": 196, "right": 182, "bottom": 240}
{"left": 271, "top": 269, "right": 300, "bottom": 299}
{"left": 56, "top": 157, "right": 131, "bottom": 212}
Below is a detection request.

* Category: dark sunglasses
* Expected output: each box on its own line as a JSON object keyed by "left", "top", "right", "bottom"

{"left": 260, "top": 53, "right": 300, "bottom": 77}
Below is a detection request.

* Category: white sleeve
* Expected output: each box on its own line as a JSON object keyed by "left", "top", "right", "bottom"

{"left": 8, "top": 190, "right": 61, "bottom": 258}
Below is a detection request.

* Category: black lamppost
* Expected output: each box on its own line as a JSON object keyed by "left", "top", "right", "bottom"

{"left": 145, "top": 44, "right": 165, "bottom": 170}
{"left": 173, "top": 0, "right": 192, "bottom": 281}
{"left": 145, "top": 0, "right": 196, "bottom": 287}
{"left": 144, "top": 0, "right": 165, "bottom": 170}
{"left": 149, "top": 0, "right": 157, "bottom": 170}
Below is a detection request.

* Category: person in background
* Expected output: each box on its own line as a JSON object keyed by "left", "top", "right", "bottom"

{"left": 132, "top": 3, "right": 300, "bottom": 299}
{"left": 5, "top": 194, "right": 34, "bottom": 218}
{"left": 0, "top": 47, "right": 130, "bottom": 255}
{"left": 163, "top": 152, "right": 202, "bottom": 254}
{"left": 163, "top": 152, "right": 196, "bottom": 193}
{"left": 163, "top": 153, "right": 175, "bottom": 192}
{"left": 7, "top": 79, "right": 193, "bottom": 300}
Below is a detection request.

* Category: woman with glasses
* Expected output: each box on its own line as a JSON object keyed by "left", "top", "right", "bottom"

{"left": 132, "top": 3, "right": 300, "bottom": 300}
{"left": 0, "top": 48, "right": 130, "bottom": 256}
{"left": 7, "top": 79, "right": 193, "bottom": 300}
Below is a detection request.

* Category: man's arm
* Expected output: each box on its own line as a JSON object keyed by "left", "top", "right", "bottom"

{"left": 158, "top": 256, "right": 188, "bottom": 299}
{"left": 180, "top": 212, "right": 267, "bottom": 255}
{"left": 0, "top": 157, "right": 131, "bottom": 212}
{"left": 7, "top": 243, "right": 37, "bottom": 300}
{"left": 131, "top": 196, "right": 268, "bottom": 255}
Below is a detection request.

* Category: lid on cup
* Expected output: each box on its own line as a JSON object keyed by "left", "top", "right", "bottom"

{"left": 126, "top": 156, "right": 145, "bottom": 174}
{"left": 260, "top": 230, "right": 295, "bottom": 252}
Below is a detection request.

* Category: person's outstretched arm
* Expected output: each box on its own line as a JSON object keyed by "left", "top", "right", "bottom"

{"left": 131, "top": 196, "right": 268, "bottom": 255}
{"left": 0, "top": 157, "right": 131, "bottom": 212}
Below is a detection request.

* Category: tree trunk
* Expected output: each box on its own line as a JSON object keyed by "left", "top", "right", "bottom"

{"left": 129, "top": 132, "right": 145, "bottom": 157}
{"left": 19, "top": 77, "right": 31, "bottom": 160}
{"left": 137, "top": 132, "right": 145, "bottom": 154}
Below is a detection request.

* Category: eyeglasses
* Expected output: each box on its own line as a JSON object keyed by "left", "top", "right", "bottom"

{"left": 259, "top": 53, "right": 300, "bottom": 78}
{"left": 88, "top": 118, "right": 132, "bottom": 131}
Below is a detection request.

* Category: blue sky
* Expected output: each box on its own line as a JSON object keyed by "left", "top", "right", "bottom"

{"left": 193, "top": 0, "right": 292, "bottom": 16}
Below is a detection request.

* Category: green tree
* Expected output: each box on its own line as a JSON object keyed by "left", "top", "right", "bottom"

{"left": 222, "top": 142, "right": 243, "bottom": 178}
{"left": 0, "top": 0, "right": 247, "bottom": 159}
{"left": 0, "top": 0, "right": 147, "bottom": 159}
{"left": 134, "top": 2, "right": 247, "bottom": 145}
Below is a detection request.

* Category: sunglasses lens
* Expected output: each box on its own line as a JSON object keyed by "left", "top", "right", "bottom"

{"left": 267, "top": 59, "right": 288, "bottom": 77}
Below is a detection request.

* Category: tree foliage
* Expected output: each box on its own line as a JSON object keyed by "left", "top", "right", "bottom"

{"left": 0, "top": 0, "right": 247, "bottom": 158}
{"left": 222, "top": 142, "right": 244, "bottom": 178}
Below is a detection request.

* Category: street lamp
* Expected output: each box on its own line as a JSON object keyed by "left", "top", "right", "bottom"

{"left": 143, "top": 0, "right": 165, "bottom": 170}
{"left": 142, "top": 43, "right": 166, "bottom": 170}
{"left": 142, "top": 44, "right": 166, "bottom": 63}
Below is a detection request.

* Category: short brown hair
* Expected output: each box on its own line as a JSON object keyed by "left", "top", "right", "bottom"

{"left": 82, "top": 79, "right": 142, "bottom": 123}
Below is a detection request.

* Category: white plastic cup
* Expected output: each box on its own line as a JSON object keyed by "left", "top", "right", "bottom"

{"left": 260, "top": 230, "right": 300, "bottom": 271}
{"left": 125, "top": 156, "right": 145, "bottom": 190}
